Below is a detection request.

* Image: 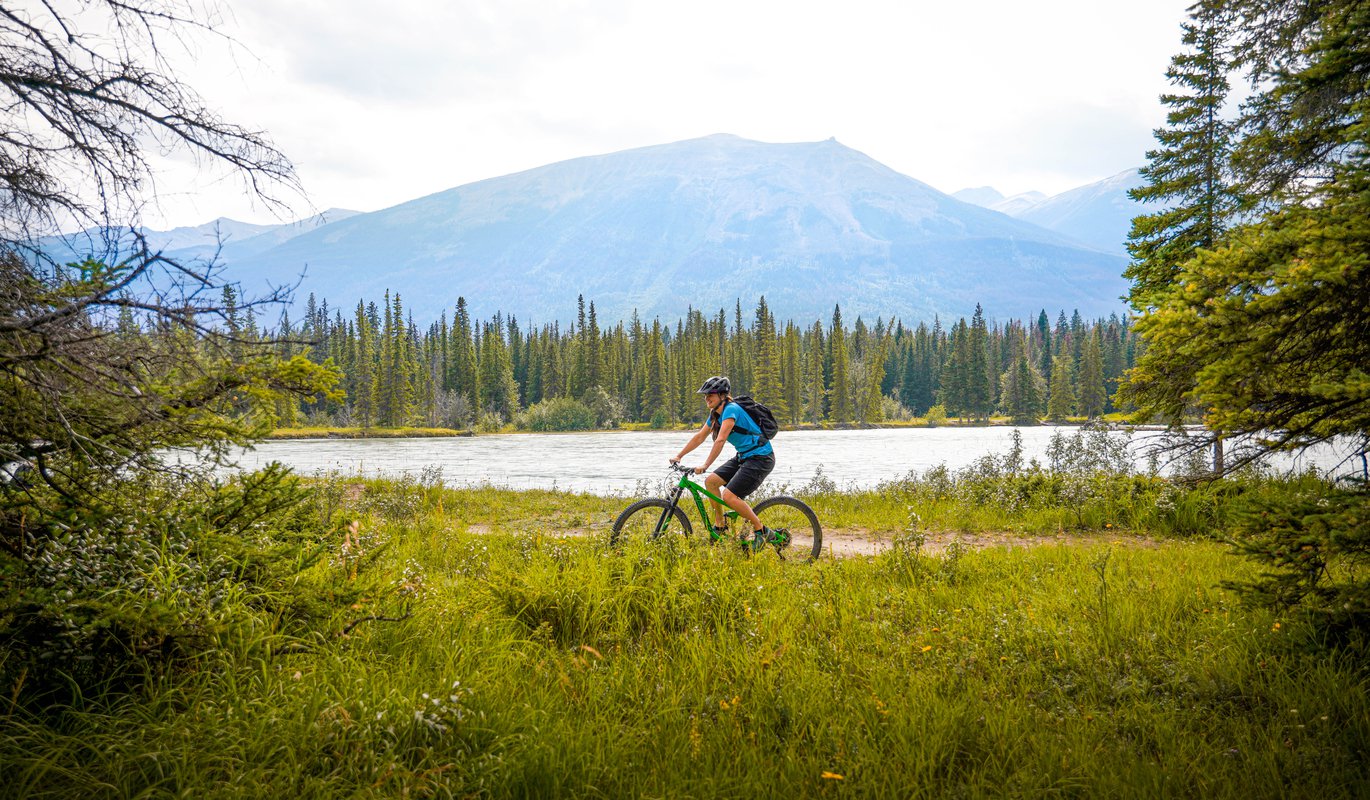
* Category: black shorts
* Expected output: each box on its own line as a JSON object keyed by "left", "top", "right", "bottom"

{"left": 712, "top": 453, "right": 775, "bottom": 500}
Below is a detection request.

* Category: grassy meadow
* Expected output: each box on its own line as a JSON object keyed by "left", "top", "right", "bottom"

{"left": 3, "top": 470, "right": 1367, "bottom": 799}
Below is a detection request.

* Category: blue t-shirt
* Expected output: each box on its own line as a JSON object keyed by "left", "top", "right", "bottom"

{"left": 708, "top": 402, "right": 774, "bottom": 458}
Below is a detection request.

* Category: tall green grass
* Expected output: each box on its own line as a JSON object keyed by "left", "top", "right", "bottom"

{"left": 3, "top": 476, "right": 1366, "bottom": 798}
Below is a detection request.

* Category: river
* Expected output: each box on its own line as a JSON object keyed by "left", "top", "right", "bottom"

{"left": 223, "top": 427, "right": 1362, "bottom": 496}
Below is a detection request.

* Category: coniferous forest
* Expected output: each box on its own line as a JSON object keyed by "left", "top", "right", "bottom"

{"left": 261, "top": 291, "right": 1138, "bottom": 431}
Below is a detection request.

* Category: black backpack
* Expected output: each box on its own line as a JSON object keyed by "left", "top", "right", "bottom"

{"left": 729, "top": 395, "right": 780, "bottom": 441}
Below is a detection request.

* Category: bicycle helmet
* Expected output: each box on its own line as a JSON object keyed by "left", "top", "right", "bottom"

{"left": 696, "top": 375, "right": 731, "bottom": 395}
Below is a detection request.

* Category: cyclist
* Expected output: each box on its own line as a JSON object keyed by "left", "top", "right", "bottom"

{"left": 670, "top": 376, "right": 776, "bottom": 550}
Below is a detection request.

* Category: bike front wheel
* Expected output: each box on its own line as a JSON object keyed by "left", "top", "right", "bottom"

{"left": 753, "top": 495, "right": 823, "bottom": 561}
{"left": 610, "top": 498, "right": 693, "bottom": 546}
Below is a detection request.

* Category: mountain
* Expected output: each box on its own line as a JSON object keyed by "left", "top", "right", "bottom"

{"left": 174, "top": 135, "right": 1128, "bottom": 324}
{"left": 1013, "top": 169, "right": 1146, "bottom": 256}
{"left": 990, "top": 191, "right": 1048, "bottom": 217}
{"left": 950, "top": 186, "right": 1005, "bottom": 207}
{"left": 39, "top": 208, "right": 361, "bottom": 271}
{"left": 168, "top": 208, "right": 364, "bottom": 263}
{"left": 955, "top": 171, "right": 1149, "bottom": 257}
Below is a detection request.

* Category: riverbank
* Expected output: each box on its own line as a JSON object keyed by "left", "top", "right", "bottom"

{"left": 267, "top": 426, "right": 475, "bottom": 439}
{"left": 269, "top": 414, "right": 1133, "bottom": 440}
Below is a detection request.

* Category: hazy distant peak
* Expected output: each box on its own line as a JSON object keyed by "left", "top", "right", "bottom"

{"left": 952, "top": 186, "right": 1006, "bottom": 208}
{"left": 990, "top": 191, "right": 1048, "bottom": 216}
{"left": 1012, "top": 169, "right": 1148, "bottom": 255}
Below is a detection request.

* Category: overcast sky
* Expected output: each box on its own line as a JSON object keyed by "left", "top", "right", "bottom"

{"left": 145, "top": 0, "right": 1194, "bottom": 230}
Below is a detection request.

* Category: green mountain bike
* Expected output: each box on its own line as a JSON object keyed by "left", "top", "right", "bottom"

{"left": 611, "top": 463, "right": 823, "bottom": 560}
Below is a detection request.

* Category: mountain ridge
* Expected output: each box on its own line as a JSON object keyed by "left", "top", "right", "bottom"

{"left": 47, "top": 135, "right": 1133, "bottom": 325}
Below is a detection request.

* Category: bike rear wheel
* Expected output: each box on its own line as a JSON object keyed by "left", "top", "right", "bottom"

{"left": 610, "top": 498, "right": 693, "bottom": 546}
{"left": 753, "top": 495, "right": 823, "bottom": 561}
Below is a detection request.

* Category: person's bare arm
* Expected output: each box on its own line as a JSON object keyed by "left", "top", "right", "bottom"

{"left": 672, "top": 422, "right": 712, "bottom": 463}
{"left": 696, "top": 418, "right": 734, "bottom": 473}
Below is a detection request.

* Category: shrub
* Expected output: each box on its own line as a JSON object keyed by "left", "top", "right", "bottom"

{"left": 517, "top": 398, "right": 596, "bottom": 432}
{"left": 0, "top": 465, "right": 355, "bottom": 702}
{"left": 1225, "top": 478, "right": 1369, "bottom": 633}
{"left": 582, "top": 386, "right": 626, "bottom": 429}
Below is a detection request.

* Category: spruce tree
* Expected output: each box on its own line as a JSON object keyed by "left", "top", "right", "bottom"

{"left": 967, "top": 304, "right": 994, "bottom": 420}
{"left": 641, "top": 320, "right": 670, "bottom": 422}
{"left": 752, "top": 296, "right": 781, "bottom": 407}
{"left": 449, "top": 298, "right": 478, "bottom": 414}
{"left": 939, "top": 318, "right": 970, "bottom": 420}
{"left": 1127, "top": 0, "right": 1237, "bottom": 312}
{"left": 1078, "top": 330, "right": 1107, "bottom": 419}
{"left": 782, "top": 323, "right": 802, "bottom": 424}
{"left": 1002, "top": 355, "right": 1043, "bottom": 425}
{"left": 478, "top": 320, "right": 518, "bottom": 421}
{"left": 1047, "top": 355, "right": 1077, "bottom": 421}
{"left": 807, "top": 320, "right": 825, "bottom": 423}
{"left": 353, "top": 301, "right": 377, "bottom": 428}
{"left": 828, "top": 305, "right": 851, "bottom": 424}
{"left": 860, "top": 333, "right": 890, "bottom": 423}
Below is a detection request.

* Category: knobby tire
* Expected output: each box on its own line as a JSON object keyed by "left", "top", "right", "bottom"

{"left": 610, "top": 498, "right": 692, "bottom": 546}
{"left": 753, "top": 495, "right": 823, "bottom": 561}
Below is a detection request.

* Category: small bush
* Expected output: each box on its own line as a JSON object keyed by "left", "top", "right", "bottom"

{"left": 517, "top": 398, "right": 596, "bottom": 432}
{"left": 1225, "top": 478, "right": 1369, "bottom": 633}
{"left": 0, "top": 465, "right": 357, "bottom": 702}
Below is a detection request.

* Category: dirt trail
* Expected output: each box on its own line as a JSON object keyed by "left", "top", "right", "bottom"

{"left": 819, "top": 528, "right": 1162, "bottom": 558}
{"left": 460, "top": 520, "right": 1161, "bottom": 558}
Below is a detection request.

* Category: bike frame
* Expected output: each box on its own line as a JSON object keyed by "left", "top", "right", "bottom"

{"left": 658, "top": 465, "right": 737, "bottom": 541}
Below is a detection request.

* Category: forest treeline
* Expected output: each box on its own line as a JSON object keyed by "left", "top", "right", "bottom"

{"left": 246, "top": 291, "right": 1139, "bottom": 430}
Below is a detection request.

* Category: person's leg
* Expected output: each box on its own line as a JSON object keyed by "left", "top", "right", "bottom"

{"left": 706, "top": 458, "right": 741, "bottom": 528}
{"left": 722, "top": 455, "right": 774, "bottom": 534}
{"left": 718, "top": 486, "right": 761, "bottom": 530}
{"left": 704, "top": 472, "right": 727, "bottom": 527}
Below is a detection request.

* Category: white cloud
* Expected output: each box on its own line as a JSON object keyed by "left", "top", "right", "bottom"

{"left": 142, "top": 0, "right": 1193, "bottom": 228}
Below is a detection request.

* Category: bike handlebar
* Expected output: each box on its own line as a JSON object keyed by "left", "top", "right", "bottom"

{"left": 668, "top": 462, "right": 695, "bottom": 474}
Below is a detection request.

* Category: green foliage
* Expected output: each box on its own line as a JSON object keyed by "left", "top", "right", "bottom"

{"left": 1, "top": 481, "right": 1365, "bottom": 797}
{"left": 516, "top": 397, "right": 596, "bottom": 432}
{"left": 1, "top": 256, "right": 346, "bottom": 694}
{"left": 1047, "top": 354, "right": 1077, "bottom": 421}
{"left": 1225, "top": 479, "right": 1369, "bottom": 632}
{"left": 1126, "top": 167, "right": 1370, "bottom": 446}
{"left": 1124, "top": 0, "right": 1369, "bottom": 626}
{"left": 1127, "top": 0, "right": 1239, "bottom": 311}
{"left": 296, "top": 290, "right": 1140, "bottom": 432}
{"left": 0, "top": 465, "right": 355, "bottom": 700}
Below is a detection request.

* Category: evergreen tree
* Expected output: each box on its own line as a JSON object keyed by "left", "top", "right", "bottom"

{"left": 352, "top": 301, "right": 377, "bottom": 428}
{"left": 781, "top": 323, "right": 802, "bottom": 424}
{"left": 939, "top": 318, "right": 970, "bottom": 419}
{"left": 449, "top": 297, "right": 478, "bottom": 413}
{"left": 586, "top": 301, "right": 606, "bottom": 392}
{"left": 752, "top": 296, "right": 781, "bottom": 408}
{"left": 828, "top": 305, "right": 851, "bottom": 424}
{"left": 967, "top": 304, "right": 994, "bottom": 420}
{"left": 1078, "top": 330, "right": 1107, "bottom": 419}
{"left": 1047, "top": 354, "right": 1077, "bottom": 421}
{"left": 641, "top": 320, "right": 670, "bottom": 421}
{"left": 859, "top": 333, "right": 890, "bottom": 423}
{"left": 1036, "top": 310, "right": 1053, "bottom": 382}
{"left": 1001, "top": 355, "right": 1043, "bottom": 425}
{"left": 478, "top": 320, "right": 518, "bottom": 420}
{"left": 806, "top": 320, "right": 825, "bottom": 423}
{"left": 1127, "top": 0, "right": 1238, "bottom": 311}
